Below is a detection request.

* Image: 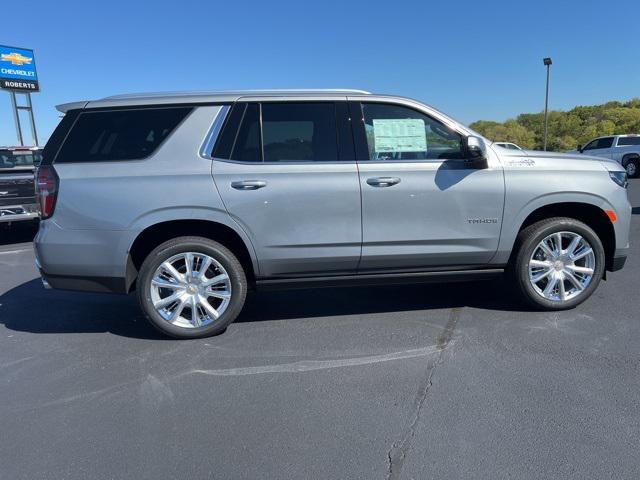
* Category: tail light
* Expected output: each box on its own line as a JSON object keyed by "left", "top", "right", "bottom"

{"left": 36, "top": 165, "right": 59, "bottom": 219}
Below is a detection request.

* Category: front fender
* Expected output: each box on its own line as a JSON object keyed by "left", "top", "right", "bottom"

{"left": 493, "top": 191, "right": 615, "bottom": 264}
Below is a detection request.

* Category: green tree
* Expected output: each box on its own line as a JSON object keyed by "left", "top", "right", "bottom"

{"left": 469, "top": 98, "right": 640, "bottom": 150}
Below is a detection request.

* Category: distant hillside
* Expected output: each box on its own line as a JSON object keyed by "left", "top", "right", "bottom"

{"left": 469, "top": 98, "right": 640, "bottom": 151}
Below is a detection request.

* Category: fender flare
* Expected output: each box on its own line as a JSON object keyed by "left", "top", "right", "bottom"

{"left": 494, "top": 192, "right": 614, "bottom": 263}
{"left": 120, "top": 206, "right": 260, "bottom": 281}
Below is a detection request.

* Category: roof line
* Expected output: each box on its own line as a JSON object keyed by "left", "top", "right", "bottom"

{"left": 101, "top": 89, "right": 371, "bottom": 100}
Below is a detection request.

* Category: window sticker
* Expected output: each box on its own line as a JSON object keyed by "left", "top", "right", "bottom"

{"left": 372, "top": 119, "right": 427, "bottom": 153}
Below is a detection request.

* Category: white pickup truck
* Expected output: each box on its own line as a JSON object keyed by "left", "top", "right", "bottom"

{"left": 572, "top": 134, "right": 640, "bottom": 178}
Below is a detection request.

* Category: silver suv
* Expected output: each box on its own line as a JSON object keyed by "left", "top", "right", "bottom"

{"left": 571, "top": 134, "right": 640, "bottom": 178}
{"left": 34, "top": 90, "right": 631, "bottom": 338}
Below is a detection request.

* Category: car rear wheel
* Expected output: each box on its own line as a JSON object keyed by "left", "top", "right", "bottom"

{"left": 625, "top": 159, "right": 638, "bottom": 178}
{"left": 512, "top": 217, "right": 605, "bottom": 310}
{"left": 137, "top": 236, "right": 247, "bottom": 338}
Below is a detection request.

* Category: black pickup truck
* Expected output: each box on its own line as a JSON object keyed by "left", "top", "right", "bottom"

{"left": 0, "top": 147, "right": 42, "bottom": 225}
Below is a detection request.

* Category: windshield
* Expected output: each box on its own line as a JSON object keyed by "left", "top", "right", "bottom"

{"left": 0, "top": 150, "right": 42, "bottom": 169}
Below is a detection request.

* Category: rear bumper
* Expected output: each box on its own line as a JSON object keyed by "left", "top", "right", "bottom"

{"left": 38, "top": 271, "right": 127, "bottom": 293}
{"left": 34, "top": 250, "right": 127, "bottom": 293}
{"left": 34, "top": 219, "right": 135, "bottom": 293}
{"left": 0, "top": 203, "right": 39, "bottom": 223}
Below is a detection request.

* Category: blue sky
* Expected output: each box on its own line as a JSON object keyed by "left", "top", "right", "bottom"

{"left": 1, "top": 0, "right": 638, "bottom": 145}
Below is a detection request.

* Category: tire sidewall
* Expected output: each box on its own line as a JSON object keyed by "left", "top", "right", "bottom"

{"left": 515, "top": 219, "right": 605, "bottom": 310}
{"left": 625, "top": 159, "right": 638, "bottom": 178}
{"left": 137, "top": 237, "right": 247, "bottom": 339}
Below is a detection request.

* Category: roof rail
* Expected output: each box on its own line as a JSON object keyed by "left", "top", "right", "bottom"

{"left": 100, "top": 89, "right": 371, "bottom": 100}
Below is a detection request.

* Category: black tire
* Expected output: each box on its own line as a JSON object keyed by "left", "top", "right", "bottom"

{"left": 137, "top": 236, "right": 247, "bottom": 339}
{"left": 511, "top": 217, "right": 605, "bottom": 310}
{"left": 624, "top": 158, "right": 639, "bottom": 178}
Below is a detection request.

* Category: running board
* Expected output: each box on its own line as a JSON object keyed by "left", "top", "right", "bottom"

{"left": 255, "top": 268, "right": 505, "bottom": 290}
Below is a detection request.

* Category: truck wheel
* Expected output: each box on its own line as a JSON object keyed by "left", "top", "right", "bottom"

{"left": 511, "top": 217, "right": 605, "bottom": 310}
{"left": 137, "top": 236, "right": 247, "bottom": 339}
{"left": 625, "top": 159, "right": 638, "bottom": 178}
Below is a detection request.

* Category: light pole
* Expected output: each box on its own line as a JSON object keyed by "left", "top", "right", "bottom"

{"left": 543, "top": 57, "right": 552, "bottom": 151}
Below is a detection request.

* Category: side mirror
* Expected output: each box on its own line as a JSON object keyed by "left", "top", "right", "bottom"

{"left": 577, "top": 144, "right": 583, "bottom": 153}
{"left": 464, "top": 136, "right": 488, "bottom": 168}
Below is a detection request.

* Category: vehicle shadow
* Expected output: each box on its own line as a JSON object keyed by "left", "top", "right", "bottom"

{"left": 0, "top": 277, "right": 528, "bottom": 338}
{"left": 0, "top": 279, "right": 165, "bottom": 340}
{"left": 238, "top": 280, "right": 525, "bottom": 323}
{"left": 433, "top": 159, "right": 476, "bottom": 191}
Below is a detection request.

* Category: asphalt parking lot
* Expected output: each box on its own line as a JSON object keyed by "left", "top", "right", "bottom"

{"left": 1, "top": 181, "right": 639, "bottom": 480}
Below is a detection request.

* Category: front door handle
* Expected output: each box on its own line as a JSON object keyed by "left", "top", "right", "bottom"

{"left": 366, "top": 177, "right": 401, "bottom": 187}
{"left": 231, "top": 180, "right": 267, "bottom": 190}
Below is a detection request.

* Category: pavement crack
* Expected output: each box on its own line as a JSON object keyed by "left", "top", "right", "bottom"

{"left": 386, "top": 307, "right": 461, "bottom": 480}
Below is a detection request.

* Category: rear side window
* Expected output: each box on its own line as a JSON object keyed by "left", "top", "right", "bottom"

{"left": 213, "top": 102, "right": 347, "bottom": 163}
{"left": 262, "top": 103, "right": 338, "bottom": 162}
{"left": 0, "top": 150, "right": 41, "bottom": 168}
{"left": 42, "top": 110, "right": 80, "bottom": 165}
{"left": 617, "top": 136, "right": 640, "bottom": 146}
{"left": 231, "top": 103, "right": 261, "bottom": 162}
{"left": 213, "top": 103, "right": 245, "bottom": 160}
{"left": 54, "top": 107, "right": 191, "bottom": 163}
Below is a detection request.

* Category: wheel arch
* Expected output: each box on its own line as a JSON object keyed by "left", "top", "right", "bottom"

{"left": 126, "top": 219, "right": 258, "bottom": 292}
{"left": 510, "top": 202, "right": 616, "bottom": 271}
{"left": 621, "top": 152, "right": 639, "bottom": 166}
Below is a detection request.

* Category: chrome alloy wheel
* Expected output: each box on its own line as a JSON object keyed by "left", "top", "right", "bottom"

{"left": 528, "top": 231, "right": 596, "bottom": 302}
{"left": 150, "top": 252, "right": 232, "bottom": 328}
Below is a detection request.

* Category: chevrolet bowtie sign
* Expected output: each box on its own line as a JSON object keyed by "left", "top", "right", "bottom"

{"left": 0, "top": 45, "right": 39, "bottom": 91}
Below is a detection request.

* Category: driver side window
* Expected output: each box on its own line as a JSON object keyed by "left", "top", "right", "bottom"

{"left": 584, "top": 138, "right": 613, "bottom": 151}
{"left": 361, "top": 103, "right": 463, "bottom": 161}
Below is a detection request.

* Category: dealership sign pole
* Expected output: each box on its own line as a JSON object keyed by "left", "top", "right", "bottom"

{"left": 0, "top": 45, "right": 40, "bottom": 146}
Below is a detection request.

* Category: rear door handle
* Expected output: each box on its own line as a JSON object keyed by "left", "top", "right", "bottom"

{"left": 231, "top": 180, "right": 267, "bottom": 190}
{"left": 366, "top": 177, "right": 401, "bottom": 187}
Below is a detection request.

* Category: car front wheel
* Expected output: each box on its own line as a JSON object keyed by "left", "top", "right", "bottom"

{"left": 512, "top": 217, "right": 605, "bottom": 310}
{"left": 625, "top": 159, "right": 638, "bottom": 178}
{"left": 137, "top": 236, "right": 247, "bottom": 338}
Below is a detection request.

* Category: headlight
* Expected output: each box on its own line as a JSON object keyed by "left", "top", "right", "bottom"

{"left": 609, "top": 171, "right": 628, "bottom": 188}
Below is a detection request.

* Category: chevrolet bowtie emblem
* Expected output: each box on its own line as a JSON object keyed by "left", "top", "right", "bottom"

{"left": 1, "top": 52, "right": 33, "bottom": 66}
